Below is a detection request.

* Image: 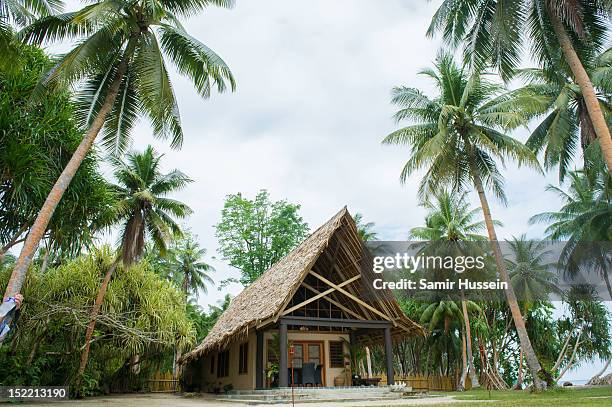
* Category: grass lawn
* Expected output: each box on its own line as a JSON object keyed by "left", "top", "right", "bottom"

{"left": 427, "top": 386, "right": 612, "bottom": 406}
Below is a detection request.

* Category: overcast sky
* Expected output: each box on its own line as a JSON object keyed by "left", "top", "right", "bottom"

{"left": 53, "top": 0, "right": 605, "bottom": 381}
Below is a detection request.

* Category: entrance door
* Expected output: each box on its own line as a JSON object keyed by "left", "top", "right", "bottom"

{"left": 289, "top": 341, "right": 325, "bottom": 386}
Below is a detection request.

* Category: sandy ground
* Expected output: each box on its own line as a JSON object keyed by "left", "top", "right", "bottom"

{"left": 13, "top": 393, "right": 466, "bottom": 407}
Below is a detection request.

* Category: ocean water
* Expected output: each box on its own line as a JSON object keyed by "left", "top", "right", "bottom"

{"left": 561, "top": 379, "right": 588, "bottom": 386}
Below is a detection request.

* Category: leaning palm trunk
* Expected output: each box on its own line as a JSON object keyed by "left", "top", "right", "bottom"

{"left": 461, "top": 294, "right": 479, "bottom": 388}
{"left": 471, "top": 169, "right": 546, "bottom": 390}
{"left": 459, "top": 330, "right": 468, "bottom": 390}
{"left": 3, "top": 46, "right": 133, "bottom": 301}
{"left": 588, "top": 357, "right": 611, "bottom": 385}
{"left": 76, "top": 257, "right": 120, "bottom": 386}
{"left": 548, "top": 9, "right": 612, "bottom": 175}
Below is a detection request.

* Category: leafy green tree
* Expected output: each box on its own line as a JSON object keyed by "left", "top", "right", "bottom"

{"left": 510, "top": 48, "right": 612, "bottom": 180}
{"left": 383, "top": 52, "right": 547, "bottom": 389}
{"left": 215, "top": 190, "right": 309, "bottom": 287}
{"left": 0, "top": 247, "right": 195, "bottom": 395}
{"left": 353, "top": 213, "right": 378, "bottom": 241}
{"left": 0, "top": 0, "right": 59, "bottom": 71}
{"left": 428, "top": 0, "right": 612, "bottom": 174}
{"left": 0, "top": 44, "right": 115, "bottom": 260}
{"left": 4, "top": 0, "right": 235, "bottom": 301}
{"left": 77, "top": 146, "right": 192, "bottom": 383}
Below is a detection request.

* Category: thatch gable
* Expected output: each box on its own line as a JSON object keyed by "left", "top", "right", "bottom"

{"left": 181, "top": 207, "right": 423, "bottom": 364}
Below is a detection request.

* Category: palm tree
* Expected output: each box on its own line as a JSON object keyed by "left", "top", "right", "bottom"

{"left": 530, "top": 167, "right": 612, "bottom": 301}
{"left": 409, "top": 190, "right": 484, "bottom": 389}
{"left": 353, "top": 213, "right": 378, "bottom": 241}
{"left": 383, "top": 53, "right": 547, "bottom": 389}
{"left": 428, "top": 0, "right": 612, "bottom": 175}
{"left": 4, "top": 0, "right": 235, "bottom": 301}
{"left": 511, "top": 48, "right": 612, "bottom": 181}
{"left": 170, "top": 235, "right": 214, "bottom": 297}
{"left": 77, "top": 145, "right": 192, "bottom": 382}
{"left": 506, "top": 236, "right": 559, "bottom": 388}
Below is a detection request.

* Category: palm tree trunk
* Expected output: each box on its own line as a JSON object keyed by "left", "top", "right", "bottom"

{"left": 515, "top": 348, "right": 524, "bottom": 389}
{"left": 588, "top": 357, "right": 611, "bottom": 385}
{"left": 2, "top": 42, "right": 135, "bottom": 301}
{"left": 548, "top": 9, "right": 612, "bottom": 174}
{"left": 459, "top": 330, "right": 468, "bottom": 391}
{"left": 76, "top": 258, "right": 119, "bottom": 385}
{"left": 461, "top": 293, "right": 479, "bottom": 388}
{"left": 471, "top": 170, "right": 546, "bottom": 390}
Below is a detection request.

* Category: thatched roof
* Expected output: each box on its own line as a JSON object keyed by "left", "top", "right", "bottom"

{"left": 181, "top": 207, "right": 424, "bottom": 364}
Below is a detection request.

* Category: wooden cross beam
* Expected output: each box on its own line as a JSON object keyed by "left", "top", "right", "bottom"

{"left": 308, "top": 270, "right": 394, "bottom": 323}
{"left": 301, "top": 281, "right": 366, "bottom": 320}
{"left": 280, "top": 274, "right": 361, "bottom": 316}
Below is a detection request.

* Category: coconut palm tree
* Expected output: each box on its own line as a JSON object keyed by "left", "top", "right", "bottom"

{"left": 427, "top": 0, "right": 612, "bottom": 175}
{"left": 169, "top": 236, "right": 214, "bottom": 297}
{"left": 510, "top": 47, "right": 612, "bottom": 181}
{"left": 506, "top": 236, "right": 560, "bottom": 310}
{"left": 4, "top": 0, "right": 235, "bottom": 301}
{"left": 530, "top": 167, "right": 612, "bottom": 301}
{"left": 506, "top": 236, "right": 560, "bottom": 388}
{"left": 383, "top": 52, "right": 547, "bottom": 389}
{"left": 77, "top": 145, "right": 192, "bottom": 382}
{"left": 409, "top": 190, "right": 485, "bottom": 389}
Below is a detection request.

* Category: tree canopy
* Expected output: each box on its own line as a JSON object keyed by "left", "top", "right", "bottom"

{"left": 215, "top": 190, "right": 309, "bottom": 287}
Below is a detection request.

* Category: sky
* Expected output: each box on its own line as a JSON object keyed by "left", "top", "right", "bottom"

{"left": 53, "top": 0, "right": 607, "bottom": 381}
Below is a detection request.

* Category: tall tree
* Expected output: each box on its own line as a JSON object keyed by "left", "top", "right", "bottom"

{"left": 215, "top": 190, "right": 309, "bottom": 287}
{"left": 428, "top": 0, "right": 612, "bottom": 175}
{"left": 169, "top": 234, "right": 214, "bottom": 297}
{"left": 510, "top": 47, "right": 612, "bottom": 180}
{"left": 0, "top": 44, "right": 115, "bottom": 260}
{"left": 77, "top": 146, "right": 192, "bottom": 382}
{"left": 530, "top": 167, "right": 612, "bottom": 300}
{"left": 383, "top": 53, "right": 548, "bottom": 389}
{"left": 505, "top": 236, "right": 560, "bottom": 388}
{"left": 409, "top": 190, "right": 485, "bottom": 389}
{"left": 4, "top": 0, "right": 235, "bottom": 301}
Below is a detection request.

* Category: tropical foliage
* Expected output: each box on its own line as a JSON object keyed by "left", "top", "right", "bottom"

{"left": 215, "top": 189, "right": 309, "bottom": 286}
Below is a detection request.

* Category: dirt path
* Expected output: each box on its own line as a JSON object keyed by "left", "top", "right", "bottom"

{"left": 15, "top": 393, "right": 467, "bottom": 407}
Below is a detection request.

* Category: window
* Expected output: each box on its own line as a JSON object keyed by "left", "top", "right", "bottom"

{"left": 217, "top": 350, "right": 230, "bottom": 378}
{"left": 210, "top": 355, "right": 215, "bottom": 374}
{"left": 329, "top": 341, "right": 344, "bottom": 368}
{"left": 239, "top": 343, "right": 248, "bottom": 374}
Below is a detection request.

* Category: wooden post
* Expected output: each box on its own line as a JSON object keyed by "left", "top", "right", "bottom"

{"left": 279, "top": 322, "right": 288, "bottom": 387}
{"left": 256, "top": 330, "right": 264, "bottom": 389}
{"left": 384, "top": 327, "right": 394, "bottom": 385}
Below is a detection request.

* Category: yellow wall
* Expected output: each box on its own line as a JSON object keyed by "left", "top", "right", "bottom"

{"left": 199, "top": 331, "right": 256, "bottom": 391}
{"left": 199, "top": 330, "right": 350, "bottom": 390}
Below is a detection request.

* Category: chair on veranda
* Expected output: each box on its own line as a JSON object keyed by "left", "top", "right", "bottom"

{"left": 314, "top": 364, "right": 322, "bottom": 387}
{"left": 301, "top": 363, "right": 316, "bottom": 386}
